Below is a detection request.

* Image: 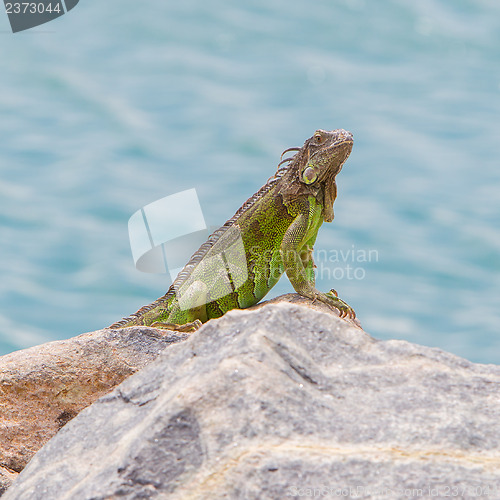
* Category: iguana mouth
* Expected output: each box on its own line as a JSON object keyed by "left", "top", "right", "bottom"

{"left": 332, "top": 129, "right": 353, "bottom": 145}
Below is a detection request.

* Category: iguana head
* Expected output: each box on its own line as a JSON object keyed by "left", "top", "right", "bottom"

{"left": 279, "top": 129, "right": 353, "bottom": 222}
{"left": 300, "top": 129, "right": 353, "bottom": 183}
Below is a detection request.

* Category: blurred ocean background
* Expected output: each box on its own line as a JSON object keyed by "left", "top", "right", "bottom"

{"left": 0, "top": 0, "right": 499, "bottom": 363}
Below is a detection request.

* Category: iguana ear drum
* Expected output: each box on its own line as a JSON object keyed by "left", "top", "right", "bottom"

{"left": 302, "top": 166, "right": 317, "bottom": 184}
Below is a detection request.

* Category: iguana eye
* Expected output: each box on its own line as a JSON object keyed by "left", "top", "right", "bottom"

{"left": 302, "top": 166, "right": 317, "bottom": 184}
{"left": 314, "top": 134, "right": 322, "bottom": 143}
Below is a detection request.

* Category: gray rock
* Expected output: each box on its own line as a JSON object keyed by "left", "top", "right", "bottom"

{"left": 0, "top": 326, "right": 188, "bottom": 493}
{"left": 4, "top": 303, "right": 500, "bottom": 499}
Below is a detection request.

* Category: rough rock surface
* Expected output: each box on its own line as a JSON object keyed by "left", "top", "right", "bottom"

{"left": 4, "top": 302, "right": 500, "bottom": 499}
{"left": 250, "top": 292, "right": 362, "bottom": 328}
{"left": 0, "top": 326, "right": 188, "bottom": 494}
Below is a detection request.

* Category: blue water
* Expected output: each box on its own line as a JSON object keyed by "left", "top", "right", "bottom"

{"left": 0, "top": 0, "right": 499, "bottom": 363}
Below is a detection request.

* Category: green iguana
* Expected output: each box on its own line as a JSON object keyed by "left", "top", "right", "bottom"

{"left": 110, "top": 128, "right": 356, "bottom": 331}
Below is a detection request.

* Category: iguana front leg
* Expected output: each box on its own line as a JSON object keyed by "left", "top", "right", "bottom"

{"left": 280, "top": 209, "right": 356, "bottom": 319}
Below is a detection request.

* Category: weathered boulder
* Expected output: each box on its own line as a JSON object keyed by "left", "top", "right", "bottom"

{"left": 0, "top": 326, "right": 188, "bottom": 494}
{"left": 4, "top": 302, "right": 500, "bottom": 499}
{"left": 250, "top": 291, "right": 362, "bottom": 329}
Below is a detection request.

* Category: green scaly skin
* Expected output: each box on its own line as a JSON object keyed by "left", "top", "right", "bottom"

{"left": 109, "top": 129, "right": 356, "bottom": 331}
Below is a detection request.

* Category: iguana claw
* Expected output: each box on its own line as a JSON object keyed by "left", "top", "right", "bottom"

{"left": 324, "top": 289, "right": 356, "bottom": 319}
